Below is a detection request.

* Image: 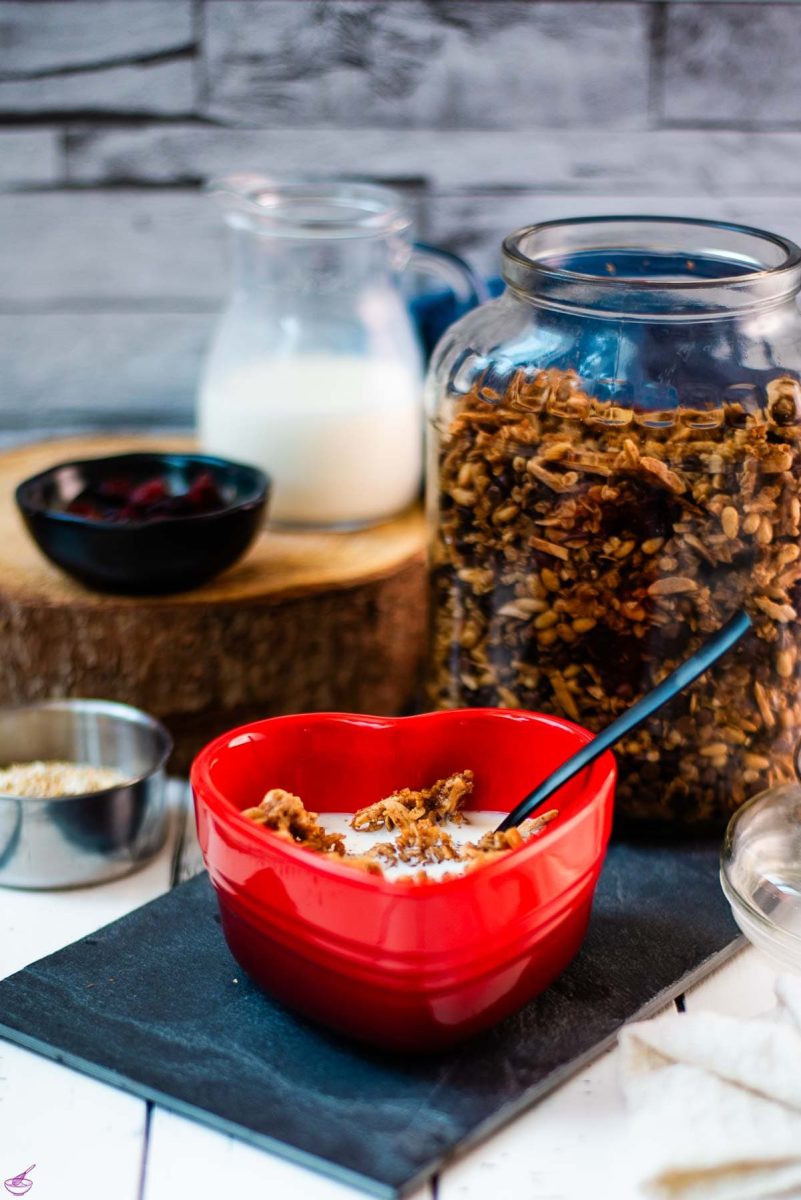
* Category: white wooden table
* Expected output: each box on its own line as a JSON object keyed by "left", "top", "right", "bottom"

{"left": 0, "top": 788, "right": 779, "bottom": 1200}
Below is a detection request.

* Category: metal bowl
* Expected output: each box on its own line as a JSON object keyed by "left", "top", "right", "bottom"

{"left": 0, "top": 699, "right": 172, "bottom": 889}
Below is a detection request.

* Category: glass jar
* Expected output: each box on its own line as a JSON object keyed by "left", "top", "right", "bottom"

{"left": 198, "top": 175, "right": 478, "bottom": 529}
{"left": 426, "top": 217, "right": 801, "bottom": 830}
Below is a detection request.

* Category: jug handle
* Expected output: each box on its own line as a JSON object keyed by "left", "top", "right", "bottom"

{"left": 411, "top": 242, "right": 491, "bottom": 307}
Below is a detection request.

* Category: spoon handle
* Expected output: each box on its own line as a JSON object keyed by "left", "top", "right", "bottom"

{"left": 497, "top": 608, "right": 752, "bottom": 832}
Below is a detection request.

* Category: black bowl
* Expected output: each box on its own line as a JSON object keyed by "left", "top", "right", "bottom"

{"left": 15, "top": 452, "right": 270, "bottom": 595}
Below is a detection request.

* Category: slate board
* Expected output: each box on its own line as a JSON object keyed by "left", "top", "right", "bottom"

{"left": 0, "top": 840, "right": 740, "bottom": 1198}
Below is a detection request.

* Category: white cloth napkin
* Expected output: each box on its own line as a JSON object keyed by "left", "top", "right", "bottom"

{"left": 619, "top": 975, "right": 801, "bottom": 1200}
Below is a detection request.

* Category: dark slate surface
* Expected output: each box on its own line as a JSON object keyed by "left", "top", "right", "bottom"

{"left": 0, "top": 840, "right": 740, "bottom": 1198}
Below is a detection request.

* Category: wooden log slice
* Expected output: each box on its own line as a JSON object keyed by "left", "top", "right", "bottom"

{"left": 0, "top": 436, "right": 428, "bottom": 772}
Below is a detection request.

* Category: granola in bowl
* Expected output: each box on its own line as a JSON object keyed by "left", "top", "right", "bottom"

{"left": 242, "top": 769, "right": 558, "bottom": 880}
{"left": 427, "top": 367, "right": 801, "bottom": 828}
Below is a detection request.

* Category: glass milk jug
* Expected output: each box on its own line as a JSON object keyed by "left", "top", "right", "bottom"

{"left": 198, "top": 176, "right": 474, "bottom": 528}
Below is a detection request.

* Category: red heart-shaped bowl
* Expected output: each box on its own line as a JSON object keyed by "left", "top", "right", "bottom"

{"left": 191, "top": 709, "right": 616, "bottom": 1052}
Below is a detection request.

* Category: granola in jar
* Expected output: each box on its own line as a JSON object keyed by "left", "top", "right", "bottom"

{"left": 427, "top": 367, "right": 801, "bottom": 827}
{"left": 424, "top": 215, "right": 801, "bottom": 829}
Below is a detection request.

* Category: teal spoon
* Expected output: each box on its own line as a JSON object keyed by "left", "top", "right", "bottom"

{"left": 497, "top": 608, "right": 752, "bottom": 832}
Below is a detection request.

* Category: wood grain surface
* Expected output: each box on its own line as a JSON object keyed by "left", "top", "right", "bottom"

{"left": 0, "top": 436, "right": 428, "bottom": 770}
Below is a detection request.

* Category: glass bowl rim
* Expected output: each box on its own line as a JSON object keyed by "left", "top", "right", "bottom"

{"left": 721, "top": 782, "right": 801, "bottom": 951}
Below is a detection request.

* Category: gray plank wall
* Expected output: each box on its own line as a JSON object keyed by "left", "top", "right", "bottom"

{"left": 2, "top": 0, "right": 801, "bottom": 435}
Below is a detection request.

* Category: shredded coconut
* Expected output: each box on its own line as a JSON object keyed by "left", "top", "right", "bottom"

{"left": 0, "top": 761, "right": 126, "bottom": 799}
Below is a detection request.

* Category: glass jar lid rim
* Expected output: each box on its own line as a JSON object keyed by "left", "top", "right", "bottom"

{"left": 502, "top": 214, "right": 801, "bottom": 291}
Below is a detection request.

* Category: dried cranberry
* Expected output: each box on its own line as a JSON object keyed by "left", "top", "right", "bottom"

{"left": 129, "top": 479, "right": 169, "bottom": 508}
{"left": 66, "top": 498, "right": 100, "bottom": 518}
{"left": 97, "top": 477, "right": 132, "bottom": 502}
{"left": 186, "top": 471, "right": 224, "bottom": 512}
{"left": 61, "top": 467, "right": 227, "bottom": 523}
